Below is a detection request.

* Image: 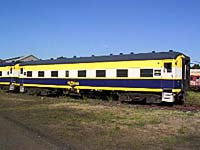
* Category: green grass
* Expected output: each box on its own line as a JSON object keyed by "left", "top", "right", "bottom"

{"left": 187, "top": 91, "right": 200, "bottom": 105}
{"left": 0, "top": 92, "right": 200, "bottom": 150}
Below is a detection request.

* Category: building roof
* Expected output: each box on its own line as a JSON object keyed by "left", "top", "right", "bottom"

{"left": 4, "top": 55, "right": 39, "bottom": 63}
{"left": 0, "top": 54, "right": 39, "bottom": 67}
{"left": 20, "top": 50, "right": 189, "bottom": 66}
{"left": 4, "top": 56, "right": 22, "bottom": 62}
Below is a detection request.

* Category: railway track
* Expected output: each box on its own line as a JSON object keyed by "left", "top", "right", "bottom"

{"left": 120, "top": 101, "right": 200, "bottom": 112}
{"left": 2, "top": 90, "right": 200, "bottom": 113}
{"left": 162, "top": 104, "right": 200, "bottom": 112}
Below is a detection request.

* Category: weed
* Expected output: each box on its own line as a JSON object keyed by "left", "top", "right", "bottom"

{"left": 178, "top": 126, "right": 188, "bottom": 134}
{"left": 0, "top": 91, "right": 200, "bottom": 150}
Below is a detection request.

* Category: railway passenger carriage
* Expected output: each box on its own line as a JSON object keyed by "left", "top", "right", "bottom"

{"left": 190, "top": 69, "right": 200, "bottom": 90}
{"left": 16, "top": 51, "right": 190, "bottom": 104}
{"left": 0, "top": 62, "right": 19, "bottom": 91}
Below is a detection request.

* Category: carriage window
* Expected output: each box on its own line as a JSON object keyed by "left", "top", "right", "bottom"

{"left": 10, "top": 68, "right": 12, "bottom": 74}
{"left": 96, "top": 70, "right": 106, "bottom": 77}
{"left": 0, "top": 71, "right": 2, "bottom": 76}
{"left": 38, "top": 71, "right": 45, "bottom": 77}
{"left": 51, "top": 71, "right": 58, "bottom": 77}
{"left": 78, "top": 70, "right": 86, "bottom": 77}
{"left": 65, "top": 71, "right": 69, "bottom": 77}
{"left": 24, "top": 72, "right": 27, "bottom": 76}
{"left": 140, "top": 69, "right": 153, "bottom": 77}
{"left": 117, "top": 69, "right": 128, "bottom": 77}
{"left": 27, "top": 71, "right": 32, "bottom": 77}
{"left": 7, "top": 71, "right": 9, "bottom": 75}
{"left": 164, "top": 63, "right": 172, "bottom": 73}
{"left": 20, "top": 68, "right": 23, "bottom": 74}
{"left": 154, "top": 69, "right": 161, "bottom": 76}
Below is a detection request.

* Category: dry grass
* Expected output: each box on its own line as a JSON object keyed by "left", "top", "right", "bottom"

{"left": 0, "top": 91, "right": 199, "bottom": 150}
{"left": 187, "top": 91, "right": 200, "bottom": 105}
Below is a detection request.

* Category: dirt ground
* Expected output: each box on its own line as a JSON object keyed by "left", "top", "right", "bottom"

{"left": 0, "top": 116, "right": 60, "bottom": 150}
{"left": 0, "top": 91, "right": 200, "bottom": 150}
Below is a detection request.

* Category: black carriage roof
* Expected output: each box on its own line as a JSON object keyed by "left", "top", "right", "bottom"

{"left": 0, "top": 62, "right": 17, "bottom": 67}
{"left": 20, "top": 51, "right": 189, "bottom": 66}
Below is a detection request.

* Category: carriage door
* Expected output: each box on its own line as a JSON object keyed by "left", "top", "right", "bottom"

{"left": 182, "top": 58, "right": 190, "bottom": 91}
{"left": 162, "top": 62, "right": 174, "bottom": 89}
{"left": 9, "top": 67, "right": 15, "bottom": 91}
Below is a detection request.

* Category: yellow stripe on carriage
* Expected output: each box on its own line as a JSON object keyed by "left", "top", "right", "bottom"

{"left": 20, "top": 59, "right": 182, "bottom": 70}
{"left": 0, "top": 82, "right": 10, "bottom": 85}
{"left": 20, "top": 83, "right": 182, "bottom": 93}
{"left": 23, "top": 84, "right": 71, "bottom": 89}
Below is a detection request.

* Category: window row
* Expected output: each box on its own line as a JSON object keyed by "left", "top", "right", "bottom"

{"left": 1, "top": 69, "right": 13, "bottom": 76}
{"left": 0, "top": 71, "right": 10, "bottom": 76}
{"left": 20, "top": 69, "right": 161, "bottom": 78}
{"left": 0, "top": 63, "right": 172, "bottom": 77}
{"left": 23, "top": 70, "right": 127, "bottom": 78}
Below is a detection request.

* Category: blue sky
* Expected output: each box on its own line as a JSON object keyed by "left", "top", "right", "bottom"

{"left": 0, "top": 0, "right": 199, "bottom": 61}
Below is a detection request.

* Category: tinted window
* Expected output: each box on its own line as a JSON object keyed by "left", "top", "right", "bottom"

{"left": 154, "top": 69, "right": 161, "bottom": 76}
{"left": 140, "top": 69, "right": 153, "bottom": 77}
{"left": 117, "top": 69, "right": 128, "bottom": 77}
{"left": 65, "top": 71, "right": 69, "bottom": 77}
{"left": 96, "top": 70, "right": 106, "bottom": 77}
{"left": 78, "top": 70, "right": 86, "bottom": 77}
{"left": 164, "top": 63, "right": 172, "bottom": 73}
{"left": 27, "top": 71, "right": 32, "bottom": 77}
{"left": 0, "top": 71, "right": 2, "bottom": 76}
{"left": 20, "top": 68, "right": 23, "bottom": 74}
{"left": 38, "top": 71, "right": 45, "bottom": 77}
{"left": 51, "top": 71, "right": 58, "bottom": 77}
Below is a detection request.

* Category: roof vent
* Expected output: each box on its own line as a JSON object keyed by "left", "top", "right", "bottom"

{"left": 91, "top": 55, "right": 95, "bottom": 57}
{"left": 130, "top": 52, "right": 134, "bottom": 54}
{"left": 73, "top": 56, "right": 77, "bottom": 58}
{"left": 120, "top": 53, "right": 123, "bottom": 55}
{"left": 57, "top": 56, "right": 65, "bottom": 59}
{"left": 110, "top": 53, "right": 113, "bottom": 56}
{"left": 169, "top": 50, "right": 173, "bottom": 52}
{"left": 152, "top": 51, "right": 156, "bottom": 53}
{"left": 50, "top": 58, "right": 54, "bottom": 60}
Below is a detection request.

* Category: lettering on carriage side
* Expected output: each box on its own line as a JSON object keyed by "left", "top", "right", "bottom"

{"left": 67, "top": 81, "right": 79, "bottom": 87}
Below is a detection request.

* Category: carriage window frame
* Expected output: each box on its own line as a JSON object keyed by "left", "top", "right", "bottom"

{"left": 96, "top": 70, "right": 106, "bottom": 77}
{"left": 20, "top": 68, "right": 23, "bottom": 74}
{"left": 78, "top": 70, "right": 86, "bottom": 77}
{"left": 65, "top": 71, "right": 69, "bottom": 77}
{"left": 10, "top": 68, "right": 13, "bottom": 74}
{"left": 164, "top": 62, "right": 172, "bottom": 73}
{"left": 154, "top": 69, "right": 161, "bottom": 76}
{"left": 51, "top": 71, "right": 58, "bottom": 77}
{"left": 140, "top": 69, "right": 153, "bottom": 77}
{"left": 38, "top": 71, "right": 45, "bottom": 77}
{"left": 27, "top": 71, "right": 32, "bottom": 77}
{"left": 116, "top": 69, "right": 128, "bottom": 77}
